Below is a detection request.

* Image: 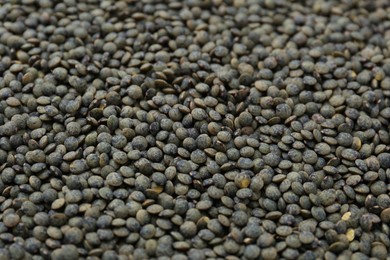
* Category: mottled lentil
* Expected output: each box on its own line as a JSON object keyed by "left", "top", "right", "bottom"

{"left": 0, "top": 1, "right": 388, "bottom": 259}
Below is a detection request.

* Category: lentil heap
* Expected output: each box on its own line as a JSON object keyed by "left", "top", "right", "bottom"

{"left": 1, "top": 0, "right": 390, "bottom": 259}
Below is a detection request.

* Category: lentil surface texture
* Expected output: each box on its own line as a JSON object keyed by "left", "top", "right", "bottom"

{"left": 0, "top": 0, "right": 390, "bottom": 259}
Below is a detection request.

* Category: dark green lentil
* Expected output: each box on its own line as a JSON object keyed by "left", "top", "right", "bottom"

{"left": 0, "top": 1, "right": 389, "bottom": 259}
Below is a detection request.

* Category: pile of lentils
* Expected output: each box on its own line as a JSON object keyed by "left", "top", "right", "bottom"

{"left": 1, "top": 0, "right": 390, "bottom": 259}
